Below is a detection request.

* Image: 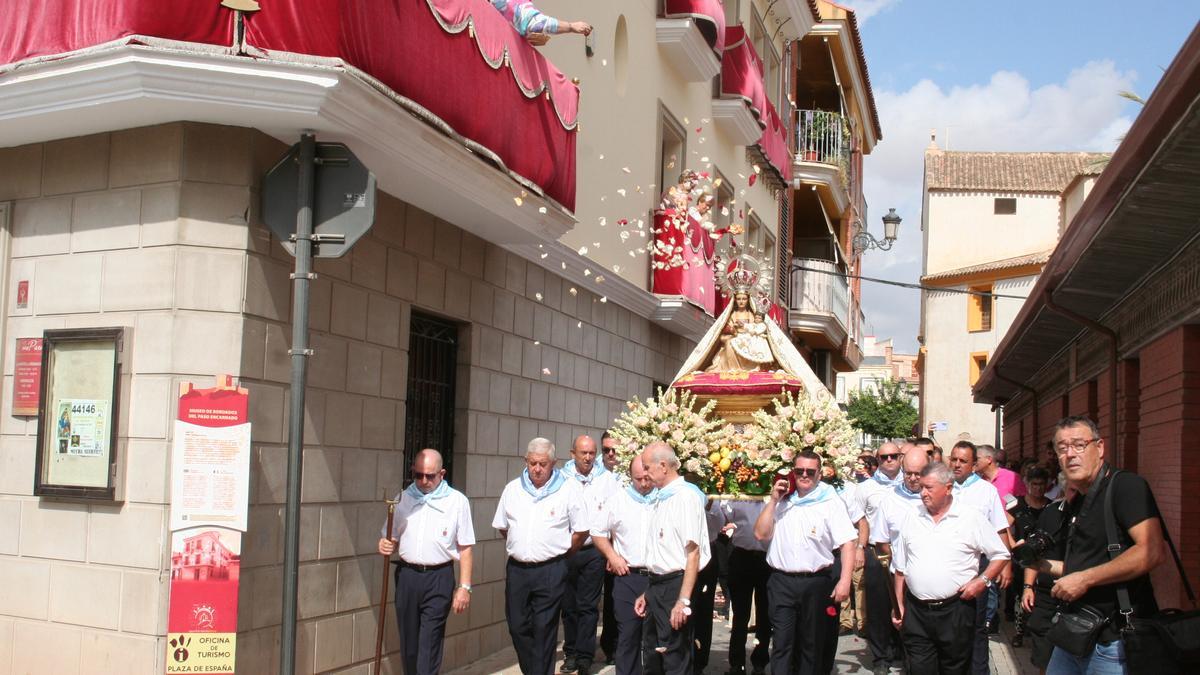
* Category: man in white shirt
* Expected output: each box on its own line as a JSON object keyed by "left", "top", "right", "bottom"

{"left": 561, "top": 434, "right": 621, "bottom": 675}
{"left": 599, "top": 432, "right": 622, "bottom": 667}
{"left": 872, "top": 449, "right": 929, "bottom": 550}
{"left": 753, "top": 449, "right": 855, "bottom": 674}
{"left": 856, "top": 442, "right": 906, "bottom": 671}
{"left": 593, "top": 455, "right": 657, "bottom": 675}
{"left": 377, "top": 449, "right": 476, "bottom": 675}
{"left": 948, "top": 440, "right": 1012, "bottom": 675}
{"left": 493, "top": 438, "right": 589, "bottom": 675}
{"left": 723, "top": 499, "right": 771, "bottom": 675}
{"left": 634, "top": 441, "right": 712, "bottom": 675}
{"left": 891, "top": 462, "right": 1010, "bottom": 675}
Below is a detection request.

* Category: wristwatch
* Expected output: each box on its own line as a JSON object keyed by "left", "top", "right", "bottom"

{"left": 978, "top": 575, "right": 994, "bottom": 589}
{"left": 677, "top": 598, "right": 691, "bottom": 607}
{"left": 1022, "top": 583, "right": 1034, "bottom": 591}
{"left": 457, "top": 583, "right": 472, "bottom": 594}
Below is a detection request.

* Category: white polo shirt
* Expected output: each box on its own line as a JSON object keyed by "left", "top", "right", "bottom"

{"left": 766, "top": 491, "right": 857, "bottom": 573}
{"left": 858, "top": 474, "right": 901, "bottom": 544}
{"left": 644, "top": 477, "right": 712, "bottom": 574}
{"left": 591, "top": 486, "right": 655, "bottom": 568}
{"left": 953, "top": 475, "right": 1009, "bottom": 533}
{"left": 723, "top": 499, "right": 769, "bottom": 552}
{"left": 837, "top": 480, "right": 866, "bottom": 523}
{"left": 563, "top": 463, "right": 621, "bottom": 547}
{"left": 382, "top": 486, "right": 476, "bottom": 565}
{"left": 892, "top": 499, "right": 1010, "bottom": 600}
{"left": 492, "top": 475, "right": 588, "bottom": 563}
{"left": 870, "top": 484, "right": 925, "bottom": 546}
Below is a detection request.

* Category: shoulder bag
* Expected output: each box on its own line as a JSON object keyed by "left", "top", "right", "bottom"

{"left": 1045, "top": 468, "right": 1113, "bottom": 657}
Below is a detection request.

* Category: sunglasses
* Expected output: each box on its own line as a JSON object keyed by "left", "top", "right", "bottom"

{"left": 602, "top": 447, "right": 617, "bottom": 454}
{"left": 793, "top": 468, "right": 819, "bottom": 477}
{"left": 878, "top": 453, "right": 901, "bottom": 461}
{"left": 412, "top": 471, "right": 440, "bottom": 481}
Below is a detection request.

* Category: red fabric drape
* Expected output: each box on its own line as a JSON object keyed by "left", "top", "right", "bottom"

{"left": 0, "top": 0, "right": 234, "bottom": 66}
{"left": 720, "top": 25, "right": 767, "bottom": 125}
{"left": 663, "top": 0, "right": 726, "bottom": 53}
{"left": 244, "top": 0, "right": 577, "bottom": 209}
{"left": 757, "top": 101, "right": 793, "bottom": 181}
{"left": 652, "top": 209, "right": 718, "bottom": 316}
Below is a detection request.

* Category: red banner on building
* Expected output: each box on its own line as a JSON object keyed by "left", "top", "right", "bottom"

{"left": 12, "top": 338, "right": 42, "bottom": 416}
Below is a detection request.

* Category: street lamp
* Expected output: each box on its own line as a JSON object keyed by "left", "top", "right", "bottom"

{"left": 852, "top": 207, "right": 901, "bottom": 254}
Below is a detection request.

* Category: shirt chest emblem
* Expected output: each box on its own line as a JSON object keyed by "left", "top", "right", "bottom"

{"left": 659, "top": 528, "right": 664, "bottom": 539}
{"left": 442, "top": 529, "right": 448, "bottom": 538}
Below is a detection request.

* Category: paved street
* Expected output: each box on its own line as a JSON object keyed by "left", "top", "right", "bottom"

{"left": 447, "top": 606, "right": 1040, "bottom": 675}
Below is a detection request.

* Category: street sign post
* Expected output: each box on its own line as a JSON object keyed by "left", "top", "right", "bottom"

{"left": 262, "top": 135, "right": 376, "bottom": 675}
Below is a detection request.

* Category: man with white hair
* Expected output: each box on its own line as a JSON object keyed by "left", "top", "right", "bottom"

{"left": 377, "top": 449, "right": 475, "bottom": 675}
{"left": 891, "top": 462, "right": 1010, "bottom": 675}
{"left": 634, "top": 441, "right": 711, "bottom": 675}
{"left": 593, "top": 455, "right": 658, "bottom": 675}
{"left": 493, "top": 438, "right": 589, "bottom": 675}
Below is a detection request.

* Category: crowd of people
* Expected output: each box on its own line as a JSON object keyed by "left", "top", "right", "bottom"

{"left": 377, "top": 415, "right": 1166, "bottom": 675}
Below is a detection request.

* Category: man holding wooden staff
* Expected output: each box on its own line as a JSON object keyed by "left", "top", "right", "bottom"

{"left": 378, "top": 448, "right": 475, "bottom": 675}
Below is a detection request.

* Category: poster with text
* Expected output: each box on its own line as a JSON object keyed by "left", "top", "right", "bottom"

{"left": 169, "top": 382, "right": 251, "bottom": 532}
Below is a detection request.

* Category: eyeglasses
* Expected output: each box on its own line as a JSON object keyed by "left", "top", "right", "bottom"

{"left": 793, "top": 468, "right": 819, "bottom": 477}
{"left": 602, "top": 447, "right": 617, "bottom": 454}
{"left": 412, "top": 471, "right": 440, "bottom": 481}
{"left": 878, "top": 453, "right": 901, "bottom": 461}
{"left": 1055, "top": 438, "right": 1097, "bottom": 456}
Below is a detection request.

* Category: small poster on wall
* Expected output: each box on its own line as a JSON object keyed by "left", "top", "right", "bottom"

{"left": 53, "top": 399, "right": 109, "bottom": 456}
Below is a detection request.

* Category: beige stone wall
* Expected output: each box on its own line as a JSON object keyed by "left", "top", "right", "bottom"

{"left": 0, "top": 122, "right": 693, "bottom": 674}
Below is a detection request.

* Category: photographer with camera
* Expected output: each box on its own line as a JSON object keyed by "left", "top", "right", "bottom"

{"left": 1031, "top": 416, "right": 1165, "bottom": 675}
{"left": 1010, "top": 472, "right": 1072, "bottom": 673}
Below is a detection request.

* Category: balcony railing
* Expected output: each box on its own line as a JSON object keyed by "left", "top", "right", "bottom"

{"left": 790, "top": 258, "right": 849, "bottom": 337}
{"left": 794, "top": 109, "right": 852, "bottom": 188}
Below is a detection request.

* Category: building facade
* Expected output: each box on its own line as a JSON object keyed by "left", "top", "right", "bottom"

{"left": 0, "top": 1, "right": 880, "bottom": 672}
{"left": 918, "top": 141, "right": 1105, "bottom": 446}
{"left": 974, "top": 26, "right": 1200, "bottom": 609}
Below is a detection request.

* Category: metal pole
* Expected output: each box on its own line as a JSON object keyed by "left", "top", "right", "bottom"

{"left": 280, "top": 132, "right": 316, "bottom": 675}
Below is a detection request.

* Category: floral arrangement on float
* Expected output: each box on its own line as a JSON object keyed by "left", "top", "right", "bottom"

{"left": 609, "top": 387, "right": 727, "bottom": 485}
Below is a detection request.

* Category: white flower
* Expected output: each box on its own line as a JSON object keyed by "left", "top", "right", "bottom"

{"left": 634, "top": 416, "right": 650, "bottom": 427}
{"left": 778, "top": 406, "right": 795, "bottom": 418}
{"left": 803, "top": 433, "right": 818, "bottom": 445}
{"left": 671, "top": 429, "right": 686, "bottom": 442}
{"left": 666, "top": 403, "right": 679, "bottom": 414}
{"left": 685, "top": 458, "right": 703, "bottom": 473}
{"left": 791, "top": 421, "right": 805, "bottom": 433}
{"left": 812, "top": 409, "right": 827, "bottom": 421}
{"left": 658, "top": 422, "right": 672, "bottom": 433}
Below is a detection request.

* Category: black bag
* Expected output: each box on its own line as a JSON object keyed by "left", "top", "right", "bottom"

{"left": 1046, "top": 603, "right": 1110, "bottom": 658}
{"left": 1102, "top": 471, "right": 1200, "bottom": 673}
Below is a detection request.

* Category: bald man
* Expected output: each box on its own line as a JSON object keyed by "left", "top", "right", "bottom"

{"left": 378, "top": 449, "right": 475, "bottom": 675}
{"left": 561, "top": 435, "right": 621, "bottom": 674}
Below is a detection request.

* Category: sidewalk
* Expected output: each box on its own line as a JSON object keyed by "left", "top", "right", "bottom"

{"left": 447, "top": 612, "right": 1039, "bottom": 674}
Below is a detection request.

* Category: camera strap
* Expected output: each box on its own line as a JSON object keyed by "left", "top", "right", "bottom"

{"left": 1064, "top": 465, "right": 1112, "bottom": 574}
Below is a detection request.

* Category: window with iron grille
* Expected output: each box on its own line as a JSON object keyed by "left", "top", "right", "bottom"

{"left": 403, "top": 312, "right": 460, "bottom": 484}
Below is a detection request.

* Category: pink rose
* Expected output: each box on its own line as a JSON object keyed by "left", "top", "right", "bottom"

{"left": 671, "top": 430, "right": 686, "bottom": 442}
{"left": 803, "top": 433, "right": 817, "bottom": 445}
{"left": 634, "top": 416, "right": 650, "bottom": 427}
{"left": 658, "top": 422, "right": 672, "bottom": 433}
{"left": 666, "top": 403, "right": 679, "bottom": 414}
{"left": 791, "top": 421, "right": 805, "bottom": 433}
{"left": 780, "top": 448, "right": 795, "bottom": 461}
{"left": 812, "top": 409, "right": 827, "bottom": 421}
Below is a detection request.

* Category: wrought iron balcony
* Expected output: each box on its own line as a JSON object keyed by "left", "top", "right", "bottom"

{"left": 794, "top": 109, "right": 851, "bottom": 167}
{"left": 788, "top": 258, "right": 849, "bottom": 348}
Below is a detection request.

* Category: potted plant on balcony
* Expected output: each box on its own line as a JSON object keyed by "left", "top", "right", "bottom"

{"left": 803, "top": 110, "right": 848, "bottom": 164}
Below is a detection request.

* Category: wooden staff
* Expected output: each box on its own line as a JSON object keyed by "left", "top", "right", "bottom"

{"left": 373, "top": 499, "right": 398, "bottom": 673}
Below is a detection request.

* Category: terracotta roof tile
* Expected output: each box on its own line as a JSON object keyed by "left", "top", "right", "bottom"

{"left": 925, "top": 151, "right": 1109, "bottom": 193}
{"left": 922, "top": 250, "right": 1053, "bottom": 282}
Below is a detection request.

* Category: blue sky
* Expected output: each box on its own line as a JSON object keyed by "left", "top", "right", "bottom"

{"left": 849, "top": 1, "right": 1198, "bottom": 352}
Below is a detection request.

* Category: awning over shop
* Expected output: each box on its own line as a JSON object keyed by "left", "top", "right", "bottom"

{"left": 663, "top": 0, "right": 727, "bottom": 53}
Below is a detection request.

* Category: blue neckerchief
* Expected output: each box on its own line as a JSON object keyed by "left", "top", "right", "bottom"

{"left": 789, "top": 481, "right": 836, "bottom": 507}
{"left": 563, "top": 460, "right": 608, "bottom": 485}
{"left": 521, "top": 468, "right": 566, "bottom": 501}
{"left": 956, "top": 473, "right": 981, "bottom": 490}
{"left": 404, "top": 480, "right": 453, "bottom": 511}
{"left": 655, "top": 477, "right": 706, "bottom": 507}
{"left": 895, "top": 481, "right": 922, "bottom": 501}
{"left": 626, "top": 484, "right": 657, "bottom": 505}
{"left": 872, "top": 470, "right": 901, "bottom": 487}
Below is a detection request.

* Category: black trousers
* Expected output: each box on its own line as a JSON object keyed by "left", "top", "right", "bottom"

{"left": 602, "top": 571, "right": 618, "bottom": 659}
{"left": 691, "top": 556, "right": 719, "bottom": 671}
{"left": 394, "top": 563, "right": 455, "bottom": 675}
{"left": 863, "top": 546, "right": 902, "bottom": 665}
{"left": 767, "top": 568, "right": 834, "bottom": 675}
{"left": 820, "top": 553, "right": 846, "bottom": 674}
{"left": 563, "top": 545, "right": 606, "bottom": 666}
{"left": 642, "top": 573, "right": 692, "bottom": 675}
{"left": 506, "top": 557, "right": 568, "bottom": 675}
{"left": 613, "top": 572, "right": 649, "bottom": 675}
{"left": 902, "top": 593, "right": 977, "bottom": 675}
{"left": 970, "top": 557, "right": 989, "bottom": 675}
{"left": 728, "top": 547, "right": 771, "bottom": 672}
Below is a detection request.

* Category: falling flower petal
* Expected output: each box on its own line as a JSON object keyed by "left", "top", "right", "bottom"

{"left": 613, "top": 265, "right": 621, "bottom": 273}
{"left": 584, "top": 269, "right": 592, "bottom": 276}
{"left": 569, "top": 287, "right": 578, "bottom": 296}
{"left": 600, "top": 296, "right": 607, "bottom": 303}
{"left": 617, "top": 189, "right": 627, "bottom": 197}
{"left": 578, "top": 246, "right": 589, "bottom": 255}
{"left": 533, "top": 340, "right": 540, "bottom": 345}
{"left": 748, "top": 174, "right": 757, "bottom": 186}
{"left": 539, "top": 206, "right": 547, "bottom": 214}
{"left": 599, "top": 216, "right": 607, "bottom": 226}
{"left": 542, "top": 368, "right": 552, "bottom": 375}
{"left": 602, "top": 58, "right": 608, "bottom": 66}
{"left": 621, "top": 167, "right": 631, "bottom": 174}
{"left": 535, "top": 293, "right": 544, "bottom": 301}
{"left": 513, "top": 196, "right": 523, "bottom": 206}
{"left": 700, "top": 156, "right": 709, "bottom": 163}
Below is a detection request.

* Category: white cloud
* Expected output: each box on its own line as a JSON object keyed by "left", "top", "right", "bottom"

{"left": 860, "top": 60, "right": 1138, "bottom": 352}
{"left": 844, "top": 0, "right": 903, "bottom": 23}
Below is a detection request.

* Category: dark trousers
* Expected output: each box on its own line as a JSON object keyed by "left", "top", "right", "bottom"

{"left": 820, "top": 553, "right": 846, "bottom": 674}
{"left": 691, "top": 556, "right": 719, "bottom": 671}
{"left": 767, "top": 568, "right": 834, "bottom": 675}
{"left": 902, "top": 594, "right": 977, "bottom": 675}
{"left": 506, "top": 557, "right": 568, "bottom": 675}
{"left": 602, "top": 572, "right": 618, "bottom": 659}
{"left": 970, "top": 557, "right": 989, "bottom": 675}
{"left": 643, "top": 573, "right": 692, "bottom": 675}
{"left": 863, "top": 546, "right": 902, "bottom": 665}
{"left": 613, "top": 572, "right": 649, "bottom": 675}
{"left": 728, "top": 547, "right": 772, "bottom": 672}
{"left": 714, "top": 534, "right": 732, "bottom": 619}
{"left": 563, "top": 546, "right": 606, "bottom": 666}
{"left": 394, "top": 563, "right": 455, "bottom": 675}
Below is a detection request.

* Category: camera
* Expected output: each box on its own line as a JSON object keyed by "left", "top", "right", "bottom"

{"left": 1013, "top": 529, "right": 1058, "bottom": 567}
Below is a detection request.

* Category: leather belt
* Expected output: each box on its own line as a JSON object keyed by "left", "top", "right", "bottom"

{"left": 907, "top": 591, "right": 963, "bottom": 609}
{"left": 398, "top": 559, "right": 453, "bottom": 572}
{"left": 772, "top": 566, "right": 832, "bottom": 578}
{"left": 508, "top": 553, "right": 567, "bottom": 568}
{"left": 648, "top": 570, "right": 684, "bottom": 583}
{"left": 627, "top": 566, "right": 650, "bottom": 576}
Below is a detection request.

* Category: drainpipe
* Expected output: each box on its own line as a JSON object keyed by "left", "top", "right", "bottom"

{"left": 1040, "top": 290, "right": 1122, "bottom": 467}
{"left": 993, "top": 368, "right": 1038, "bottom": 459}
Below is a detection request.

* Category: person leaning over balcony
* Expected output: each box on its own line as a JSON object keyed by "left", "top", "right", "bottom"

{"left": 490, "top": 0, "right": 592, "bottom": 45}
{"left": 493, "top": 438, "right": 590, "bottom": 675}
{"left": 377, "top": 449, "right": 476, "bottom": 675}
